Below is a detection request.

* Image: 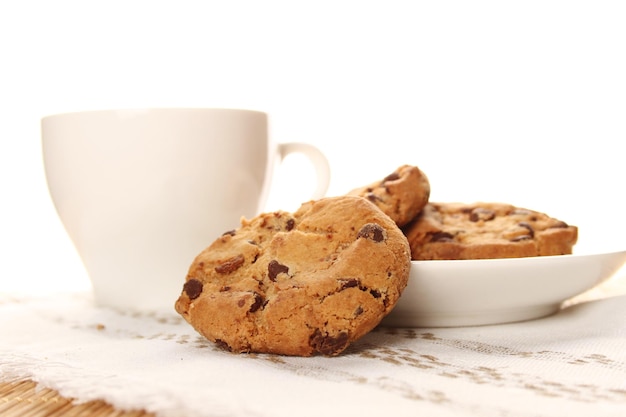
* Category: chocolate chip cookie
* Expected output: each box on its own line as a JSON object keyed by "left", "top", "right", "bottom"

{"left": 403, "top": 202, "right": 578, "bottom": 260}
{"left": 347, "top": 164, "right": 430, "bottom": 227}
{"left": 175, "top": 196, "right": 411, "bottom": 356}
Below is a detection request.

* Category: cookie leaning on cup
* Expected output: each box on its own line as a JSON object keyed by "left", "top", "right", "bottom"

{"left": 175, "top": 196, "right": 411, "bottom": 357}
{"left": 403, "top": 202, "right": 578, "bottom": 260}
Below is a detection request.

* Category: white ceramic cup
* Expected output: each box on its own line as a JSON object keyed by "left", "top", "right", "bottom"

{"left": 42, "top": 108, "right": 330, "bottom": 311}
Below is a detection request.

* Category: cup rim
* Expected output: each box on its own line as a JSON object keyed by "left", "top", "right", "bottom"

{"left": 41, "top": 107, "right": 267, "bottom": 122}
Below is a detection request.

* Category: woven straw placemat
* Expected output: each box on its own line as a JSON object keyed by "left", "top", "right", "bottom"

{"left": 0, "top": 380, "right": 154, "bottom": 417}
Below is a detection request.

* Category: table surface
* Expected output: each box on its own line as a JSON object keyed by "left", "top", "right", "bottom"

{"left": 2, "top": 269, "right": 625, "bottom": 417}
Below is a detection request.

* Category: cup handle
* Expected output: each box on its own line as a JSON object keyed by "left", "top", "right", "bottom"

{"left": 277, "top": 142, "right": 331, "bottom": 200}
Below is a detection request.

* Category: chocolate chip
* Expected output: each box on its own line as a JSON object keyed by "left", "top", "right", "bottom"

{"left": 249, "top": 292, "right": 264, "bottom": 312}
{"left": 354, "top": 306, "right": 364, "bottom": 316}
{"left": 518, "top": 222, "right": 535, "bottom": 238}
{"left": 338, "top": 278, "right": 360, "bottom": 290}
{"left": 222, "top": 230, "right": 236, "bottom": 236}
{"left": 430, "top": 231, "right": 455, "bottom": 242}
{"left": 365, "top": 192, "right": 383, "bottom": 203}
{"left": 215, "top": 254, "right": 245, "bottom": 274}
{"left": 214, "top": 339, "right": 232, "bottom": 352}
{"left": 183, "top": 279, "right": 203, "bottom": 300}
{"left": 469, "top": 208, "right": 496, "bottom": 222}
{"left": 285, "top": 218, "right": 295, "bottom": 231}
{"left": 382, "top": 172, "right": 400, "bottom": 183}
{"left": 357, "top": 223, "right": 386, "bottom": 243}
{"left": 268, "top": 260, "right": 289, "bottom": 281}
{"left": 370, "top": 289, "right": 381, "bottom": 298}
{"left": 310, "top": 329, "right": 350, "bottom": 356}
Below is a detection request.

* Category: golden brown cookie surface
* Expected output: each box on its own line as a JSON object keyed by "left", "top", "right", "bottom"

{"left": 347, "top": 165, "right": 430, "bottom": 227}
{"left": 403, "top": 202, "right": 578, "bottom": 260}
{"left": 175, "top": 196, "right": 411, "bottom": 356}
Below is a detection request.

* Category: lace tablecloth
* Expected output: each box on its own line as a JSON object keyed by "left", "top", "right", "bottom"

{"left": 1, "top": 282, "right": 625, "bottom": 417}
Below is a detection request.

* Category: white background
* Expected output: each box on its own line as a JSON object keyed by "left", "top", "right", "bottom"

{"left": 1, "top": 0, "right": 625, "bottom": 295}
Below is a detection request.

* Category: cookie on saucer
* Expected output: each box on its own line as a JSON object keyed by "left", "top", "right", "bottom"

{"left": 347, "top": 164, "right": 430, "bottom": 227}
{"left": 403, "top": 202, "right": 578, "bottom": 260}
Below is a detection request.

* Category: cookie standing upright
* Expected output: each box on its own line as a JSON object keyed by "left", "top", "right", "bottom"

{"left": 347, "top": 165, "right": 430, "bottom": 227}
{"left": 175, "top": 196, "right": 411, "bottom": 356}
{"left": 403, "top": 202, "right": 578, "bottom": 260}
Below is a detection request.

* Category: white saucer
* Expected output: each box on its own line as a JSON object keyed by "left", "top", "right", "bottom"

{"left": 381, "top": 250, "right": 626, "bottom": 328}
